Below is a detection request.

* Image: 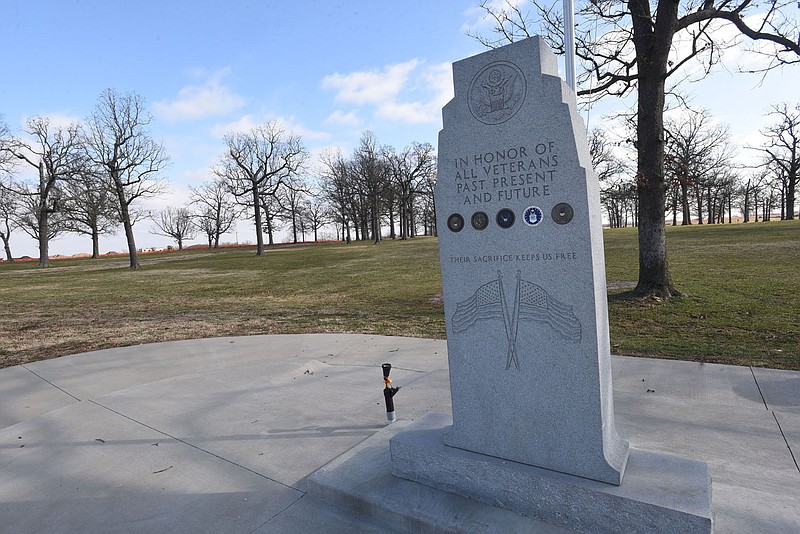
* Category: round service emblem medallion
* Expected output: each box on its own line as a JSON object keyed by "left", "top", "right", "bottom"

{"left": 496, "top": 208, "right": 516, "bottom": 229}
{"left": 552, "top": 203, "right": 574, "bottom": 225}
{"left": 447, "top": 213, "right": 465, "bottom": 232}
{"left": 523, "top": 206, "right": 544, "bottom": 227}
{"left": 471, "top": 211, "right": 489, "bottom": 230}
{"left": 468, "top": 61, "right": 527, "bottom": 125}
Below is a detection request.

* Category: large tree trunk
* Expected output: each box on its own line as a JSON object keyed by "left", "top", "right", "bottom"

{"left": 113, "top": 176, "right": 140, "bottom": 269}
{"left": 266, "top": 216, "right": 275, "bottom": 246}
{"left": 636, "top": 78, "right": 673, "bottom": 297}
{"left": 388, "top": 202, "right": 396, "bottom": 239}
{"left": 694, "top": 185, "right": 704, "bottom": 224}
{"left": 2, "top": 236, "right": 13, "bottom": 262}
{"left": 253, "top": 186, "right": 264, "bottom": 256}
{"left": 37, "top": 204, "right": 49, "bottom": 267}
{"left": 372, "top": 204, "right": 382, "bottom": 245}
{"left": 631, "top": 0, "right": 679, "bottom": 297}
{"left": 680, "top": 181, "right": 691, "bottom": 225}
{"left": 91, "top": 227, "right": 100, "bottom": 259}
{"left": 37, "top": 163, "right": 50, "bottom": 268}
{"left": 121, "top": 212, "right": 139, "bottom": 268}
{"left": 753, "top": 191, "right": 759, "bottom": 222}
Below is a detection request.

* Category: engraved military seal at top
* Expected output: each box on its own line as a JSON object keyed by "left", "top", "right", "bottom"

{"left": 468, "top": 61, "right": 527, "bottom": 125}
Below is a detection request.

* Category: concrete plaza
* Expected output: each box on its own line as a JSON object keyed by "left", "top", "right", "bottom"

{"left": 1, "top": 334, "right": 797, "bottom": 533}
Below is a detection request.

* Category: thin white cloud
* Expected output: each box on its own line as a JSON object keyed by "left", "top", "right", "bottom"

{"left": 423, "top": 61, "right": 455, "bottom": 108}
{"left": 321, "top": 60, "right": 453, "bottom": 125}
{"left": 323, "top": 60, "right": 420, "bottom": 105}
{"left": 460, "top": 0, "right": 528, "bottom": 36}
{"left": 272, "top": 115, "right": 330, "bottom": 141}
{"left": 17, "top": 112, "right": 81, "bottom": 132}
{"left": 211, "top": 114, "right": 330, "bottom": 142}
{"left": 154, "top": 70, "right": 246, "bottom": 122}
{"left": 211, "top": 115, "right": 259, "bottom": 137}
{"left": 324, "top": 110, "right": 361, "bottom": 127}
{"left": 376, "top": 102, "right": 433, "bottom": 124}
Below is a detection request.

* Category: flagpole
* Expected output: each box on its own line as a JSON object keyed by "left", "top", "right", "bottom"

{"left": 563, "top": 0, "right": 576, "bottom": 92}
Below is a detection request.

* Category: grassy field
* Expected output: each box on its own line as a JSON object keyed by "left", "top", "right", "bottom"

{"left": 1, "top": 220, "right": 798, "bottom": 370}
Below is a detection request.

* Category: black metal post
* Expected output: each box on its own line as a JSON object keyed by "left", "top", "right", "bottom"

{"left": 382, "top": 363, "right": 400, "bottom": 422}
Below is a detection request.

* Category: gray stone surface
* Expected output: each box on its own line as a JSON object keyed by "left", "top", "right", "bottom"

{"left": 0, "top": 365, "right": 79, "bottom": 428}
{"left": 389, "top": 412, "right": 712, "bottom": 534}
{"left": 21, "top": 334, "right": 359, "bottom": 399}
{"left": 752, "top": 367, "right": 800, "bottom": 408}
{"left": 308, "top": 417, "right": 574, "bottom": 534}
{"left": 614, "top": 392, "right": 797, "bottom": 493}
{"left": 612, "top": 355, "right": 768, "bottom": 410}
{"left": 772, "top": 410, "right": 800, "bottom": 474}
{"left": 0, "top": 400, "right": 303, "bottom": 534}
{"left": 434, "top": 35, "right": 627, "bottom": 484}
{"left": 1, "top": 335, "right": 799, "bottom": 533}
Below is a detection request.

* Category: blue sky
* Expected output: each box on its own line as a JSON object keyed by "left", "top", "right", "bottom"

{"left": 2, "top": 1, "right": 797, "bottom": 257}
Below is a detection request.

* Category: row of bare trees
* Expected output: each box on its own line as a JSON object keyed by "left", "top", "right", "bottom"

{"left": 200, "top": 124, "right": 437, "bottom": 254}
{"left": 591, "top": 103, "right": 800, "bottom": 229}
{"left": 0, "top": 89, "right": 168, "bottom": 268}
{"left": 318, "top": 132, "right": 437, "bottom": 245}
{"left": 1, "top": 107, "right": 440, "bottom": 265}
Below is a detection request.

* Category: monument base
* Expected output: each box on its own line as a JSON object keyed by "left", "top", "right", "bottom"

{"left": 392, "top": 413, "right": 712, "bottom": 534}
{"left": 308, "top": 412, "right": 713, "bottom": 534}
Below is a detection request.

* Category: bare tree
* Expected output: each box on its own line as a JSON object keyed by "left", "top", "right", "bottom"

{"left": 0, "top": 115, "right": 15, "bottom": 176}
{"left": 60, "top": 169, "right": 118, "bottom": 258}
{"left": 473, "top": 0, "right": 800, "bottom": 296}
{"left": 0, "top": 117, "right": 17, "bottom": 261}
{"left": 15, "top": 186, "right": 65, "bottom": 245}
{"left": 151, "top": 206, "right": 195, "bottom": 250}
{"left": 320, "top": 149, "right": 356, "bottom": 243}
{"left": 383, "top": 142, "right": 436, "bottom": 240}
{"left": 85, "top": 89, "right": 169, "bottom": 269}
{"left": 665, "top": 108, "right": 736, "bottom": 225}
{"left": 589, "top": 128, "right": 626, "bottom": 183}
{"left": 303, "top": 195, "right": 330, "bottom": 242}
{"left": 417, "top": 165, "right": 438, "bottom": 237}
{"left": 215, "top": 121, "right": 306, "bottom": 255}
{"left": 277, "top": 176, "right": 308, "bottom": 243}
{"left": 738, "top": 171, "right": 766, "bottom": 223}
{"left": 588, "top": 128, "right": 634, "bottom": 227}
{"left": 0, "top": 182, "right": 20, "bottom": 261}
{"left": 353, "top": 131, "right": 388, "bottom": 245}
{"left": 1, "top": 117, "right": 84, "bottom": 266}
{"left": 754, "top": 103, "right": 800, "bottom": 220}
{"left": 190, "top": 178, "right": 238, "bottom": 248}
{"left": 259, "top": 192, "right": 285, "bottom": 246}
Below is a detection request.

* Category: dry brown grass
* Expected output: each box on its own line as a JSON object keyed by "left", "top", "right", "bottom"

{"left": 2, "top": 222, "right": 798, "bottom": 370}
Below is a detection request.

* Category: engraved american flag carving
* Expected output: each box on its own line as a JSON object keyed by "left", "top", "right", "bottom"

{"left": 451, "top": 279, "right": 505, "bottom": 332}
{"left": 517, "top": 279, "right": 582, "bottom": 341}
{"left": 450, "top": 271, "right": 582, "bottom": 370}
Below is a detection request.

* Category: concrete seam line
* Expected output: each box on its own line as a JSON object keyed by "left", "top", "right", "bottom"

{"left": 21, "top": 365, "right": 83, "bottom": 402}
{"left": 246, "top": 493, "right": 310, "bottom": 534}
{"left": 772, "top": 411, "right": 800, "bottom": 475}
{"left": 749, "top": 366, "right": 769, "bottom": 410}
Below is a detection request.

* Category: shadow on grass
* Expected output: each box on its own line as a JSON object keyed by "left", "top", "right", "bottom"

{"left": 607, "top": 288, "right": 690, "bottom": 304}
